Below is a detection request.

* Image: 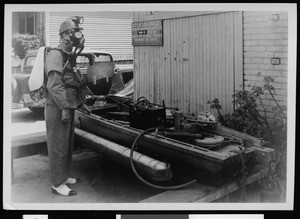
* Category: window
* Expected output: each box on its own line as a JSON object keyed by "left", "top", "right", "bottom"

{"left": 13, "top": 12, "right": 35, "bottom": 35}
{"left": 24, "top": 56, "right": 36, "bottom": 67}
{"left": 95, "top": 54, "right": 113, "bottom": 63}
{"left": 76, "top": 55, "right": 92, "bottom": 74}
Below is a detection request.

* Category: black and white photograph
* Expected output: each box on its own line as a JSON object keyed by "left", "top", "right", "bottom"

{"left": 3, "top": 3, "right": 296, "bottom": 210}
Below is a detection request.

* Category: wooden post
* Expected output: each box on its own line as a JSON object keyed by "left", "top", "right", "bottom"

{"left": 174, "top": 111, "right": 183, "bottom": 131}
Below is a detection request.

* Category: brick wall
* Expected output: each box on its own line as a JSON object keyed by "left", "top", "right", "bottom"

{"left": 243, "top": 11, "right": 288, "bottom": 119}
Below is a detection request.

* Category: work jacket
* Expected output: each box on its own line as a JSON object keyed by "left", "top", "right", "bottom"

{"left": 45, "top": 46, "right": 85, "bottom": 109}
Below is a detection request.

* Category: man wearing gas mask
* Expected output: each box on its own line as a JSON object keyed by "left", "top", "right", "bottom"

{"left": 44, "top": 16, "right": 90, "bottom": 196}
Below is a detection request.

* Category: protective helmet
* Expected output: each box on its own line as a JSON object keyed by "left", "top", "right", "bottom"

{"left": 59, "top": 16, "right": 84, "bottom": 35}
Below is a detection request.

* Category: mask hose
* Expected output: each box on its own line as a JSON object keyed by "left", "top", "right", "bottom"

{"left": 130, "top": 127, "right": 197, "bottom": 190}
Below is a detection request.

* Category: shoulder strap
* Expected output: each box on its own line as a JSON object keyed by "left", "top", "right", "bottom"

{"left": 51, "top": 48, "right": 70, "bottom": 64}
{"left": 44, "top": 47, "right": 50, "bottom": 85}
{"left": 44, "top": 47, "right": 70, "bottom": 84}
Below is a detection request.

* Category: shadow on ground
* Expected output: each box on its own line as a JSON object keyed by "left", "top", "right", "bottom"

{"left": 11, "top": 150, "right": 160, "bottom": 203}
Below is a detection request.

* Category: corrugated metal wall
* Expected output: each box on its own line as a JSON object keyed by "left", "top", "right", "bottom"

{"left": 48, "top": 11, "right": 133, "bottom": 60}
{"left": 133, "top": 11, "right": 243, "bottom": 116}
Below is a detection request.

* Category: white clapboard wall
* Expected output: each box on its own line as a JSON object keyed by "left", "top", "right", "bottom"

{"left": 47, "top": 11, "right": 133, "bottom": 61}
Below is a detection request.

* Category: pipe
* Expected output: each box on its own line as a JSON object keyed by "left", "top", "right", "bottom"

{"left": 75, "top": 128, "right": 172, "bottom": 181}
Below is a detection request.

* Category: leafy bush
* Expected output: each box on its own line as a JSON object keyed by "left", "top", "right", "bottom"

{"left": 208, "top": 73, "right": 287, "bottom": 198}
{"left": 12, "top": 34, "right": 42, "bottom": 59}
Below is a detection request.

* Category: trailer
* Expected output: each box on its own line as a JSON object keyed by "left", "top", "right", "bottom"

{"left": 74, "top": 95, "right": 276, "bottom": 191}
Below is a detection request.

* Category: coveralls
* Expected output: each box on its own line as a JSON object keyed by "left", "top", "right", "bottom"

{"left": 45, "top": 46, "right": 85, "bottom": 186}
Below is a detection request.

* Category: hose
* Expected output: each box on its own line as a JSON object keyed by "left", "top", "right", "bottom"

{"left": 130, "top": 127, "right": 197, "bottom": 190}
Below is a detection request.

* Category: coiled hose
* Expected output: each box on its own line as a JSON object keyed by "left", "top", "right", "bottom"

{"left": 130, "top": 127, "right": 197, "bottom": 190}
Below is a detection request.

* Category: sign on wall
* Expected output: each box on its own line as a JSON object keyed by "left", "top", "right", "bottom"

{"left": 132, "top": 20, "right": 163, "bottom": 46}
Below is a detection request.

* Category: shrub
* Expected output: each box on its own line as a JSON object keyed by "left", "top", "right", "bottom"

{"left": 208, "top": 73, "right": 287, "bottom": 199}
{"left": 12, "top": 34, "right": 42, "bottom": 59}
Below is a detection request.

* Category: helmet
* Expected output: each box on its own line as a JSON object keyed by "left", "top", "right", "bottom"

{"left": 59, "top": 17, "right": 83, "bottom": 35}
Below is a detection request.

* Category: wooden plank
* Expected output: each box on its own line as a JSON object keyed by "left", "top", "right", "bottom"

{"left": 211, "top": 14, "right": 218, "bottom": 106}
{"left": 155, "top": 46, "right": 161, "bottom": 103}
{"left": 213, "top": 125, "right": 263, "bottom": 146}
{"left": 219, "top": 13, "right": 226, "bottom": 116}
{"left": 153, "top": 46, "right": 159, "bottom": 102}
{"left": 217, "top": 13, "right": 223, "bottom": 105}
{"left": 253, "top": 146, "right": 277, "bottom": 164}
{"left": 195, "top": 167, "right": 270, "bottom": 202}
{"left": 141, "top": 46, "right": 146, "bottom": 98}
{"left": 216, "top": 13, "right": 221, "bottom": 116}
{"left": 197, "top": 16, "right": 204, "bottom": 113}
{"left": 133, "top": 46, "right": 139, "bottom": 100}
{"left": 148, "top": 46, "right": 153, "bottom": 101}
{"left": 151, "top": 46, "right": 155, "bottom": 102}
{"left": 159, "top": 40, "right": 165, "bottom": 105}
{"left": 153, "top": 44, "right": 159, "bottom": 103}
{"left": 145, "top": 46, "right": 148, "bottom": 99}
{"left": 11, "top": 131, "right": 47, "bottom": 159}
{"left": 133, "top": 12, "right": 138, "bottom": 22}
{"left": 183, "top": 17, "right": 190, "bottom": 113}
{"left": 172, "top": 18, "right": 180, "bottom": 109}
{"left": 157, "top": 41, "right": 163, "bottom": 103}
{"left": 144, "top": 46, "right": 148, "bottom": 98}
{"left": 141, "top": 166, "right": 270, "bottom": 203}
{"left": 234, "top": 11, "right": 244, "bottom": 92}
{"left": 189, "top": 17, "right": 197, "bottom": 114}
{"left": 133, "top": 44, "right": 137, "bottom": 100}
{"left": 137, "top": 46, "right": 142, "bottom": 99}
{"left": 228, "top": 12, "right": 235, "bottom": 113}
{"left": 170, "top": 18, "right": 176, "bottom": 109}
{"left": 194, "top": 16, "right": 200, "bottom": 113}
{"left": 140, "top": 183, "right": 216, "bottom": 203}
{"left": 139, "top": 45, "right": 143, "bottom": 99}
{"left": 11, "top": 131, "right": 47, "bottom": 183}
{"left": 225, "top": 12, "right": 234, "bottom": 113}
{"left": 176, "top": 18, "right": 183, "bottom": 111}
{"left": 164, "top": 19, "right": 172, "bottom": 108}
{"left": 203, "top": 15, "right": 210, "bottom": 112}
{"left": 11, "top": 131, "right": 46, "bottom": 147}
{"left": 144, "top": 46, "right": 149, "bottom": 98}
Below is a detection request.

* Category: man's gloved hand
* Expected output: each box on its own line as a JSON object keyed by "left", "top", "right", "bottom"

{"left": 81, "top": 104, "right": 91, "bottom": 114}
{"left": 61, "top": 108, "right": 71, "bottom": 123}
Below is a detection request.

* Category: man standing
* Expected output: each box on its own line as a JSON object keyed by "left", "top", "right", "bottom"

{"left": 45, "top": 16, "right": 89, "bottom": 196}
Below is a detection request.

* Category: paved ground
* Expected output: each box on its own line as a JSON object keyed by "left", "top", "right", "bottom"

{"left": 11, "top": 106, "right": 46, "bottom": 137}
{"left": 9, "top": 107, "right": 161, "bottom": 204}
{"left": 11, "top": 151, "right": 160, "bottom": 203}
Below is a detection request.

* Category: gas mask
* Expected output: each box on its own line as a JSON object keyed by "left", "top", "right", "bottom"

{"left": 68, "top": 30, "right": 85, "bottom": 49}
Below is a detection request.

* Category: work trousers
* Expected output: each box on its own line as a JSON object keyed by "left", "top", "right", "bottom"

{"left": 45, "top": 104, "right": 75, "bottom": 185}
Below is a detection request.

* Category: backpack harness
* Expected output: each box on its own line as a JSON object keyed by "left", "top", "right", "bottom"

{"left": 30, "top": 47, "right": 83, "bottom": 102}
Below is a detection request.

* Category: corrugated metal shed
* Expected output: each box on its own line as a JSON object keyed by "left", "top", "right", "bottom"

{"left": 47, "top": 11, "right": 133, "bottom": 61}
{"left": 133, "top": 11, "right": 243, "bottom": 116}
